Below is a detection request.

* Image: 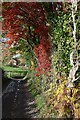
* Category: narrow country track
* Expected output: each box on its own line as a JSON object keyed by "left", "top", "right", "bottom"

{"left": 2, "top": 80, "right": 38, "bottom": 119}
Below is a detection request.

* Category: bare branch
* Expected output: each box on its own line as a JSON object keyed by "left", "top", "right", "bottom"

{"left": 70, "top": 51, "right": 74, "bottom": 66}
{"left": 72, "top": 76, "right": 80, "bottom": 82}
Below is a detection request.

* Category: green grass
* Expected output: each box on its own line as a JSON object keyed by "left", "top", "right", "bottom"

{"left": 1, "top": 65, "right": 27, "bottom": 78}
{"left": 1, "top": 65, "right": 27, "bottom": 72}
{"left": 2, "top": 65, "right": 28, "bottom": 89}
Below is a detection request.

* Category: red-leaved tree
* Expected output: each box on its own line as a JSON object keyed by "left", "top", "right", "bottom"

{"left": 2, "top": 2, "right": 51, "bottom": 76}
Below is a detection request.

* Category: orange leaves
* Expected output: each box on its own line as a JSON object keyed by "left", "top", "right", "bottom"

{"left": 6, "top": 39, "right": 13, "bottom": 46}
{"left": 6, "top": 32, "right": 12, "bottom": 38}
{"left": 34, "top": 44, "right": 39, "bottom": 57}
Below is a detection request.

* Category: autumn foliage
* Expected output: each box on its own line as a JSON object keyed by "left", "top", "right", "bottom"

{"left": 2, "top": 2, "right": 51, "bottom": 76}
{"left": 34, "top": 39, "right": 51, "bottom": 76}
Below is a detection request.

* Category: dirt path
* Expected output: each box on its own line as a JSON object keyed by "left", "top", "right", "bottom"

{"left": 2, "top": 80, "right": 38, "bottom": 118}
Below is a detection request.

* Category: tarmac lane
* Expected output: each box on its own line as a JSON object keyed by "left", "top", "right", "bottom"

{"left": 2, "top": 80, "right": 38, "bottom": 119}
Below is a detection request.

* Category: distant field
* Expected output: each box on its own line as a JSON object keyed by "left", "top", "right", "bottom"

{"left": 1, "top": 66, "right": 27, "bottom": 72}
{"left": 1, "top": 66, "right": 28, "bottom": 78}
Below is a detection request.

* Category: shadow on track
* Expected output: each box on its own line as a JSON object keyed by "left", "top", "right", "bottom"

{"left": 2, "top": 79, "right": 38, "bottom": 118}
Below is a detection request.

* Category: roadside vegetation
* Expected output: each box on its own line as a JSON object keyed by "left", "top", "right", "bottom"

{"left": 2, "top": 1, "right": 80, "bottom": 118}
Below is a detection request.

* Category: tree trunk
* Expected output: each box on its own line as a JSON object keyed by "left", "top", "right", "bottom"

{"left": 68, "top": 0, "right": 79, "bottom": 88}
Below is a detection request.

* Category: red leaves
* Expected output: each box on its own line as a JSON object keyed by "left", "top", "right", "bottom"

{"left": 2, "top": 2, "right": 51, "bottom": 76}
{"left": 2, "top": 2, "right": 46, "bottom": 44}
{"left": 34, "top": 25, "right": 48, "bottom": 36}
{"left": 34, "top": 39, "right": 51, "bottom": 76}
